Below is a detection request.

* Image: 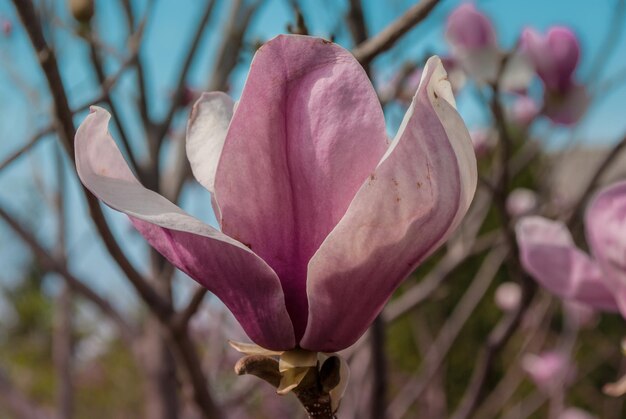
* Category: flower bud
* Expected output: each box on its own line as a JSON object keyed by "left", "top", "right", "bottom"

{"left": 506, "top": 188, "right": 538, "bottom": 218}
{"left": 446, "top": 4, "right": 496, "bottom": 51}
{"left": 522, "top": 27, "right": 580, "bottom": 93}
{"left": 68, "top": 0, "right": 94, "bottom": 23}
{"left": 494, "top": 282, "right": 521, "bottom": 312}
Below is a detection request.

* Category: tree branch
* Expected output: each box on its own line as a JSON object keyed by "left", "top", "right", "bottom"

{"left": 352, "top": 0, "right": 441, "bottom": 65}
{"left": 11, "top": 0, "right": 172, "bottom": 319}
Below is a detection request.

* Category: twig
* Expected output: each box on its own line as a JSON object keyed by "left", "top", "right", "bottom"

{"left": 11, "top": 0, "right": 172, "bottom": 319}
{"left": 0, "top": 368, "right": 51, "bottom": 419}
{"left": 387, "top": 247, "right": 508, "bottom": 419}
{"left": 173, "top": 287, "right": 208, "bottom": 332}
{"left": 0, "top": 204, "right": 135, "bottom": 345}
{"left": 352, "top": 0, "right": 441, "bottom": 65}
{"left": 169, "top": 328, "right": 223, "bottom": 419}
{"left": 565, "top": 133, "right": 626, "bottom": 228}
{"left": 152, "top": 0, "right": 216, "bottom": 150}
{"left": 0, "top": 125, "right": 54, "bottom": 172}
{"left": 52, "top": 147, "right": 74, "bottom": 419}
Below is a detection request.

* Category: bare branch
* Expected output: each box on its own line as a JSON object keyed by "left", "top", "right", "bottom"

{"left": 0, "top": 368, "right": 52, "bottom": 419}
{"left": 352, "top": 0, "right": 441, "bottom": 65}
{"left": 153, "top": 0, "right": 216, "bottom": 149}
{"left": 0, "top": 204, "right": 135, "bottom": 345}
{"left": 11, "top": 0, "right": 171, "bottom": 318}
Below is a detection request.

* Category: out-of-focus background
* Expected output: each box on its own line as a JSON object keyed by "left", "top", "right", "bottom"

{"left": 0, "top": 0, "right": 625, "bottom": 418}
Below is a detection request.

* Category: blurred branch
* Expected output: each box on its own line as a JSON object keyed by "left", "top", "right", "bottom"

{"left": 208, "top": 0, "right": 263, "bottom": 91}
{"left": 347, "top": 0, "right": 368, "bottom": 48}
{"left": 173, "top": 287, "right": 208, "bottom": 332}
{"left": 0, "top": 125, "right": 54, "bottom": 172}
{"left": 86, "top": 30, "right": 140, "bottom": 174}
{"left": 450, "top": 54, "right": 538, "bottom": 419}
{"left": 153, "top": 0, "right": 216, "bottom": 150}
{"left": 0, "top": 204, "right": 136, "bottom": 345}
{"left": 387, "top": 247, "right": 507, "bottom": 419}
{"left": 352, "top": 0, "right": 440, "bottom": 65}
{"left": 587, "top": 0, "right": 626, "bottom": 83}
{"left": 168, "top": 329, "right": 223, "bottom": 419}
{"left": 11, "top": 0, "right": 172, "bottom": 319}
{"left": 0, "top": 368, "right": 52, "bottom": 419}
{"left": 565, "top": 132, "right": 626, "bottom": 229}
{"left": 52, "top": 147, "right": 74, "bottom": 419}
{"left": 120, "top": 0, "right": 152, "bottom": 132}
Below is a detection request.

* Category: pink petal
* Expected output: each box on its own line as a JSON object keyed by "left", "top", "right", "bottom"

{"left": 585, "top": 181, "right": 626, "bottom": 318}
{"left": 186, "top": 92, "right": 234, "bottom": 196}
{"left": 522, "top": 27, "right": 580, "bottom": 93}
{"left": 213, "top": 35, "right": 389, "bottom": 339}
{"left": 75, "top": 107, "right": 295, "bottom": 350}
{"left": 446, "top": 4, "right": 496, "bottom": 51}
{"left": 301, "top": 56, "right": 477, "bottom": 351}
{"left": 516, "top": 216, "right": 619, "bottom": 312}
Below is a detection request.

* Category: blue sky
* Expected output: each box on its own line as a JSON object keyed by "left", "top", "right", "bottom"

{"left": 0, "top": 0, "right": 625, "bottom": 308}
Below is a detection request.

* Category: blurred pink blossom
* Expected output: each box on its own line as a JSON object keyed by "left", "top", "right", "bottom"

{"left": 521, "top": 27, "right": 589, "bottom": 125}
{"left": 516, "top": 180, "right": 626, "bottom": 316}
{"left": 445, "top": 3, "right": 500, "bottom": 84}
{"left": 469, "top": 128, "right": 496, "bottom": 157}
{"left": 494, "top": 281, "right": 521, "bottom": 312}
{"left": 0, "top": 17, "right": 11, "bottom": 36}
{"left": 446, "top": 3, "right": 496, "bottom": 51}
{"left": 75, "top": 35, "right": 477, "bottom": 352}
{"left": 522, "top": 351, "right": 574, "bottom": 392}
{"left": 510, "top": 95, "right": 540, "bottom": 126}
{"left": 506, "top": 188, "right": 538, "bottom": 217}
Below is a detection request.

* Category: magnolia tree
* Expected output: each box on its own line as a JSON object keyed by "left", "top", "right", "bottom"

{"left": 0, "top": 1, "right": 624, "bottom": 418}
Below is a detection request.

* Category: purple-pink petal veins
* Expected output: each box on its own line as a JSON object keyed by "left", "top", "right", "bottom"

{"left": 301, "top": 56, "right": 477, "bottom": 352}
{"left": 75, "top": 107, "right": 295, "bottom": 350}
{"left": 522, "top": 27, "right": 580, "bottom": 93}
{"left": 516, "top": 216, "right": 619, "bottom": 312}
{"left": 212, "top": 35, "right": 389, "bottom": 340}
{"left": 585, "top": 181, "right": 626, "bottom": 318}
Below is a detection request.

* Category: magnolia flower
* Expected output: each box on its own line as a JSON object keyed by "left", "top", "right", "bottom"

{"left": 445, "top": 3, "right": 532, "bottom": 90}
{"left": 516, "top": 181, "right": 626, "bottom": 316}
{"left": 516, "top": 181, "right": 626, "bottom": 396}
{"left": 521, "top": 27, "right": 589, "bottom": 125}
{"left": 76, "top": 35, "right": 476, "bottom": 353}
{"left": 446, "top": 3, "right": 499, "bottom": 84}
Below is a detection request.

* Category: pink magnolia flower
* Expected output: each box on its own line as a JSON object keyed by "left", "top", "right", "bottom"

{"left": 506, "top": 188, "right": 538, "bottom": 217}
{"left": 446, "top": 3, "right": 496, "bottom": 52}
{"left": 515, "top": 181, "right": 626, "bottom": 316}
{"left": 75, "top": 35, "right": 477, "bottom": 352}
{"left": 522, "top": 27, "right": 579, "bottom": 93}
{"left": 521, "top": 27, "right": 589, "bottom": 125}
{"left": 445, "top": 4, "right": 533, "bottom": 91}
{"left": 445, "top": 3, "right": 500, "bottom": 84}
